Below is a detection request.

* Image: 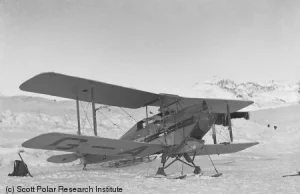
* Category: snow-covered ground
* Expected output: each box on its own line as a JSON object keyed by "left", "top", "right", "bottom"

{"left": 0, "top": 93, "right": 300, "bottom": 193}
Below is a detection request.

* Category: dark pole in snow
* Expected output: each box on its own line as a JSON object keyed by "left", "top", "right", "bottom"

{"left": 18, "top": 152, "right": 33, "bottom": 177}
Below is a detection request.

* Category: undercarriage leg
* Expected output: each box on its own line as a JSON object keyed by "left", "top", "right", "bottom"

{"left": 82, "top": 157, "right": 87, "bottom": 170}
{"left": 155, "top": 152, "right": 202, "bottom": 176}
{"left": 193, "top": 166, "right": 201, "bottom": 174}
{"left": 156, "top": 167, "right": 167, "bottom": 176}
{"left": 183, "top": 153, "right": 201, "bottom": 175}
{"left": 155, "top": 153, "right": 168, "bottom": 176}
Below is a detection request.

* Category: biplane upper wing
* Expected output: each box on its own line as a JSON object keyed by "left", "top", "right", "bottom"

{"left": 20, "top": 72, "right": 253, "bottom": 112}
{"left": 22, "top": 132, "right": 165, "bottom": 158}
{"left": 192, "top": 142, "right": 259, "bottom": 156}
{"left": 19, "top": 72, "right": 159, "bottom": 108}
{"left": 154, "top": 94, "right": 254, "bottom": 113}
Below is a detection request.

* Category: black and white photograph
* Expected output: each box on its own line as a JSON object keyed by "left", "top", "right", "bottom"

{"left": 1, "top": 0, "right": 300, "bottom": 193}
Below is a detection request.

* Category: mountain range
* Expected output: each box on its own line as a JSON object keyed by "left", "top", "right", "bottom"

{"left": 181, "top": 77, "right": 299, "bottom": 111}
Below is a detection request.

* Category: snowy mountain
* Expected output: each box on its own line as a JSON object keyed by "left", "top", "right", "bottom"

{"left": 181, "top": 77, "right": 299, "bottom": 111}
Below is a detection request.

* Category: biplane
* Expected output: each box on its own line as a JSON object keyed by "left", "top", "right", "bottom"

{"left": 20, "top": 72, "right": 258, "bottom": 177}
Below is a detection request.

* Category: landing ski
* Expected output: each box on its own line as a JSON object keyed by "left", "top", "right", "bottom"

{"left": 282, "top": 171, "right": 300, "bottom": 177}
{"left": 147, "top": 174, "right": 187, "bottom": 179}
{"left": 147, "top": 172, "right": 222, "bottom": 179}
{"left": 183, "top": 172, "right": 222, "bottom": 178}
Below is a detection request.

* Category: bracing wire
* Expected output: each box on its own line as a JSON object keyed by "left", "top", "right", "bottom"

{"left": 208, "top": 105, "right": 230, "bottom": 143}
{"left": 210, "top": 123, "right": 231, "bottom": 143}
{"left": 78, "top": 101, "right": 126, "bottom": 133}
{"left": 224, "top": 115, "right": 232, "bottom": 141}
{"left": 146, "top": 157, "right": 154, "bottom": 176}
{"left": 178, "top": 101, "right": 184, "bottom": 175}
{"left": 204, "top": 145, "right": 219, "bottom": 174}
{"left": 97, "top": 110, "right": 125, "bottom": 132}
{"left": 79, "top": 101, "right": 93, "bottom": 132}
{"left": 218, "top": 130, "right": 230, "bottom": 142}
{"left": 219, "top": 124, "right": 231, "bottom": 142}
{"left": 120, "top": 107, "right": 138, "bottom": 122}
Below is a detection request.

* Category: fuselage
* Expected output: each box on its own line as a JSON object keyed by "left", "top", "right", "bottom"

{"left": 120, "top": 104, "right": 214, "bottom": 144}
{"left": 119, "top": 104, "right": 215, "bottom": 157}
{"left": 84, "top": 104, "right": 214, "bottom": 165}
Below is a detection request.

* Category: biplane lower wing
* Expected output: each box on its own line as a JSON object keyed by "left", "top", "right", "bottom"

{"left": 193, "top": 142, "right": 259, "bottom": 156}
{"left": 22, "top": 132, "right": 165, "bottom": 158}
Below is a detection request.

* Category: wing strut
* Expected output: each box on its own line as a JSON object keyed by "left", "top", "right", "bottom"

{"left": 212, "top": 124, "right": 217, "bottom": 144}
{"left": 161, "top": 98, "right": 168, "bottom": 145}
{"left": 91, "top": 87, "right": 98, "bottom": 136}
{"left": 76, "top": 96, "right": 81, "bottom": 135}
{"left": 146, "top": 106, "right": 149, "bottom": 126}
{"left": 226, "top": 103, "right": 233, "bottom": 142}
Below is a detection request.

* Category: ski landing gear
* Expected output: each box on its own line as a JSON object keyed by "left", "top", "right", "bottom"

{"left": 81, "top": 157, "right": 87, "bottom": 170}
{"left": 83, "top": 164, "right": 87, "bottom": 170}
{"left": 155, "top": 152, "right": 202, "bottom": 177}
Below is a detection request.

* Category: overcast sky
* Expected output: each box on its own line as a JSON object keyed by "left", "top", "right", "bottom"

{"left": 1, "top": 0, "right": 300, "bottom": 96}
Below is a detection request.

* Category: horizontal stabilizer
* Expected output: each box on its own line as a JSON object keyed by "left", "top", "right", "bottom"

{"left": 22, "top": 132, "right": 165, "bottom": 158}
{"left": 47, "top": 154, "right": 79, "bottom": 163}
{"left": 194, "top": 142, "right": 259, "bottom": 156}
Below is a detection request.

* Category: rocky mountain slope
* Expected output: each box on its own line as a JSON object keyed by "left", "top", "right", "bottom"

{"left": 182, "top": 77, "right": 299, "bottom": 111}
